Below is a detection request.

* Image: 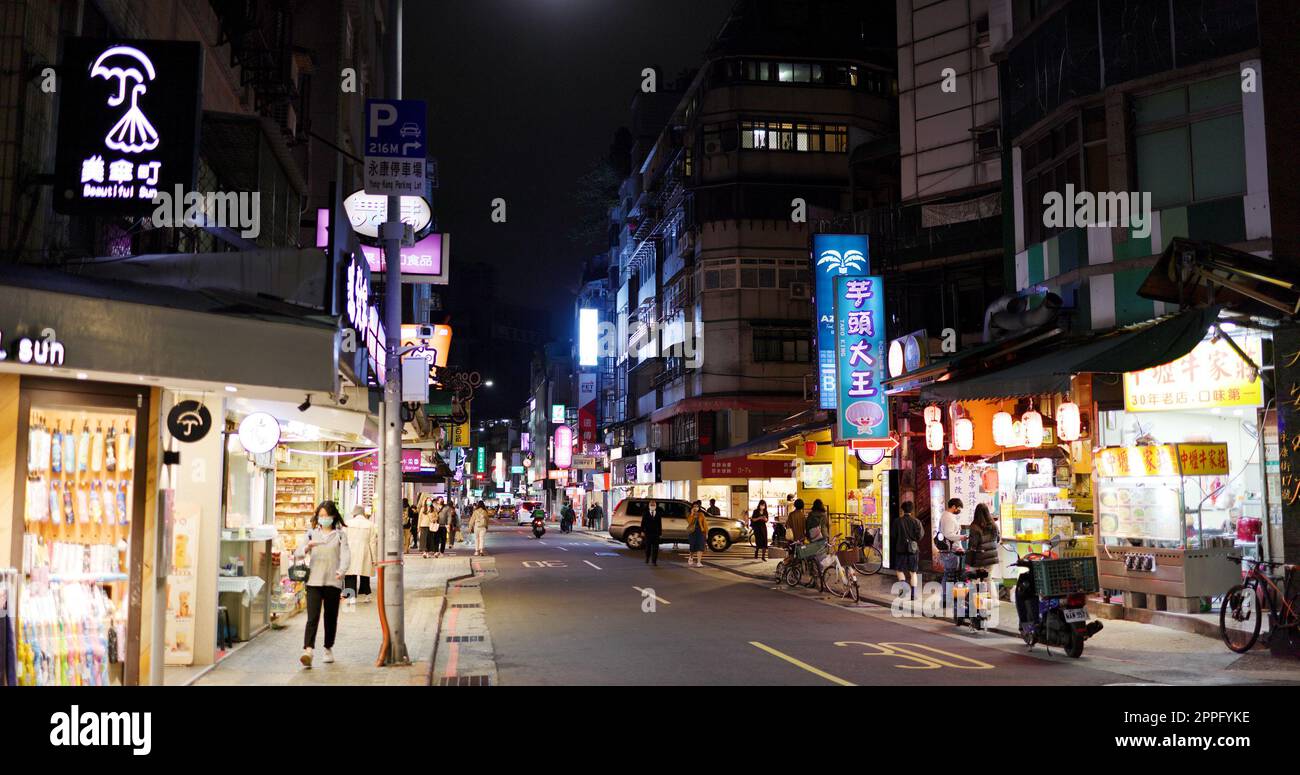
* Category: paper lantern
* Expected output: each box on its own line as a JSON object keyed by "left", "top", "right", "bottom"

{"left": 1022, "top": 410, "right": 1044, "bottom": 448}
{"left": 1011, "top": 420, "right": 1024, "bottom": 447}
{"left": 1057, "top": 402, "right": 1081, "bottom": 442}
{"left": 992, "top": 412, "right": 1013, "bottom": 447}
{"left": 925, "top": 421, "right": 944, "bottom": 451}
{"left": 923, "top": 405, "right": 942, "bottom": 425}
{"left": 804, "top": 440, "right": 818, "bottom": 457}
{"left": 954, "top": 418, "right": 974, "bottom": 451}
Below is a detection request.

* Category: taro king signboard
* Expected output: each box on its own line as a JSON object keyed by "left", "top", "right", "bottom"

{"left": 54, "top": 39, "right": 203, "bottom": 216}
{"left": 833, "top": 275, "right": 890, "bottom": 445}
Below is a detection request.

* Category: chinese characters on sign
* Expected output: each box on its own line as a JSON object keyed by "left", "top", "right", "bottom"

{"left": 578, "top": 373, "right": 598, "bottom": 447}
{"left": 55, "top": 39, "right": 203, "bottom": 216}
{"left": 364, "top": 99, "right": 428, "bottom": 196}
{"left": 813, "top": 235, "right": 870, "bottom": 409}
{"left": 344, "top": 254, "right": 387, "bottom": 385}
{"left": 834, "top": 275, "right": 889, "bottom": 443}
{"left": 1124, "top": 335, "right": 1264, "bottom": 412}
{"left": 1094, "top": 444, "right": 1228, "bottom": 478}
{"left": 1273, "top": 326, "right": 1300, "bottom": 561}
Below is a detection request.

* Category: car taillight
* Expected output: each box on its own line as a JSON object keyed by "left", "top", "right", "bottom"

{"left": 1067, "top": 593, "right": 1087, "bottom": 607}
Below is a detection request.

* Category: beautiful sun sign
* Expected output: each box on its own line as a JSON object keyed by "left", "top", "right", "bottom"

{"left": 54, "top": 38, "right": 202, "bottom": 217}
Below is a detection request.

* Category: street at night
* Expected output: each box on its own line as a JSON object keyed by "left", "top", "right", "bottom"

{"left": 1, "top": 0, "right": 1299, "bottom": 758}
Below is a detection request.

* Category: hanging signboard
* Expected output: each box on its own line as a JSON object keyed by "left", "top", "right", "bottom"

{"left": 1094, "top": 444, "right": 1229, "bottom": 478}
{"left": 578, "top": 373, "right": 598, "bottom": 446}
{"left": 54, "top": 39, "right": 203, "bottom": 216}
{"left": 833, "top": 275, "right": 890, "bottom": 444}
{"left": 1124, "top": 335, "right": 1264, "bottom": 412}
{"left": 813, "top": 234, "right": 870, "bottom": 409}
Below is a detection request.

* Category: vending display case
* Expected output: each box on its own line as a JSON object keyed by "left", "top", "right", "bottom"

{"left": 1094, "top": 444, "right": 1242, "bottom": 604}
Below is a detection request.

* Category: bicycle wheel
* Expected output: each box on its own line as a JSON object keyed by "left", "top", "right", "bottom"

{"left": 846, "top": 569, "right": 860, "bottom": 603}
{"left": 854, "top": 545, "right": 883, "bottom": 576}
{"left": 822, "top": 563, "right": 847, "bottom": 598}
{"left": 784, "top": 562, "right": 802, "bottom": 588}
{"left": 1220, "top": 583, "right": 1262, "bottom": 653}
{"left": 804, "top": 560, "right": 822, "bottom": 589}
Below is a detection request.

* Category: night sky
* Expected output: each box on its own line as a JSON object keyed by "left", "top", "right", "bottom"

{"left": 405, "top": 0, "right": 736, "bottom": 314}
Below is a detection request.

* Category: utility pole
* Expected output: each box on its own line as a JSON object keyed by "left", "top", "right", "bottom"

{"left": 380, "top": 0, "right": 409, "bottom": 665}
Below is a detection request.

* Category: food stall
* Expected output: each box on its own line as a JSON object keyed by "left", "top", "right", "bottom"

{"left": 1093, "top": 443, "right": 1242, "bottom": 611}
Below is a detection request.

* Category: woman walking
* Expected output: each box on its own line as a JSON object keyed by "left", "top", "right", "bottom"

{"left": 467, "top": 501, "right": 491, "bottom": 556}
{"left": 298, "top": 501, "right": 351, "bottom": 668}
{"left": 418, "top": 499, "right": 435, "bottom": 558}
{"left": 405, "top": 498, "right": 419, "bottom": 551}
{"left": 343, "top": 505, "right": 377, "bottom": 602}
{"left": 686, "top": 500, "right": 710, "bottom": 567}
{"left": 750, "top": 500, "right": 770, "bottom": 560}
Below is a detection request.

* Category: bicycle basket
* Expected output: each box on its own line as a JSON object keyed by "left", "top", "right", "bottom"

{"left": 1030, "top": 556, "right": 1099, "bottom": 596}
{"left": 835, "top": 549, "right": 859, "bottom": 567}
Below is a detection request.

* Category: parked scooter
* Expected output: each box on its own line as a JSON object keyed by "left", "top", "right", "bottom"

{"left": 1009, "top": 539, "right": 1103, "bottom": 658}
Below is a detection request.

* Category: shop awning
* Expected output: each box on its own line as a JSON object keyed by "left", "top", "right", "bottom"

{"left": 920, "top": 305, "right": 1221, "bottom": 402}
{"left": 714, "top": 418, "right": 830, "bottom": 460}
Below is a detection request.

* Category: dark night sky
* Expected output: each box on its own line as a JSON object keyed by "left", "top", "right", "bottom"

{"left": 404, "top": 0, "right": 736, "bottom": 312}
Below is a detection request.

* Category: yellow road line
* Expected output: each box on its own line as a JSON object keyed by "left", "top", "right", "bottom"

{"left": 749, "top": 641, "right": 857, "bottom": 686}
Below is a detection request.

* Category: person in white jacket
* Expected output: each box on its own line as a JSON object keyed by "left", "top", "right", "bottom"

{"left": 467, "top": 501, "right": 491, "bottom": 557}
{"left": 297, "top": 501, "right": 351, "bottom": 668}
{"left": 343, "top": 505, "right": 378, "bottom": 603}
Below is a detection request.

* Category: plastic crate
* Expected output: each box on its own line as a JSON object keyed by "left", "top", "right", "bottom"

{"left": 1031, "top": 556, "right": 1100, "bottom": 596}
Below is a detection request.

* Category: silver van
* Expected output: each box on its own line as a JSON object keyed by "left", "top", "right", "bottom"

{"left": 609, "top": 497, "right": 746, "bottom": 552}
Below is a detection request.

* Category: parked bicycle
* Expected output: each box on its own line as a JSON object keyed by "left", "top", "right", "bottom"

{"left": 775, "top": 539, "right": 824, "bottom": 590}
{"left": 839, "top": 526, "right": 883, "bottom": 576}
{"left": 1219, "top": 556, "right": 1300, "bottom": 654}
{"left": 822, "top": 542, "right": 861, "bottom": 603}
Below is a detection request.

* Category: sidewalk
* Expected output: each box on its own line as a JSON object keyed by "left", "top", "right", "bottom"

{"left": 188, "top": 554, "right": 473, "bottom": 686}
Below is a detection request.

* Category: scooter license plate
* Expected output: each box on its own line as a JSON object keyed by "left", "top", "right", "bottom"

{"left": 1063, "top": 608, "right": 1087, "bottom": 623}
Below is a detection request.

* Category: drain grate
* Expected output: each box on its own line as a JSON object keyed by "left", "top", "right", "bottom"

{"left": 450, "top": 603, "right": 482, "bottom": 609}
{"left": 444, "top": 635, "right": 485, "bottom": 643}
{"left": 438, "top": 675, "right": 491, "bottom": 686}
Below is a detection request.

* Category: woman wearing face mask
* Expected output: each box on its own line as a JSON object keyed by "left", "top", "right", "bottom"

{"left": 297, "top": 501, "right": 351, "bottom": 668}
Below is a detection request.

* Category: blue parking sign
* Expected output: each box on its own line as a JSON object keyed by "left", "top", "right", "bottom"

{"left": 364, "top": 99, "right": 427, "bottom": 195}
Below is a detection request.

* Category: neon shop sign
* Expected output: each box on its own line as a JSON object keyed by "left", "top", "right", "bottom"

{"left": 345, "top": 255, "right": 387, "bottom": 385}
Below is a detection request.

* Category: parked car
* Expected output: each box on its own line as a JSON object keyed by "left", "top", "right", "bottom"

{"left": 609, "top": 497, "right": 745, "bottom": 552}
{"left": 517, "top": 500, "right": 544, "bottom": 525}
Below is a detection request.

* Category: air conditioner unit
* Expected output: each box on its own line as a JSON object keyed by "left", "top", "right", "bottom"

{"left": 789, "top": 281, "right": 810, "bottom": 300}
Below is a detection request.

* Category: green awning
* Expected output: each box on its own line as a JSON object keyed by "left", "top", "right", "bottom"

{"left": 920, "top": 306, "right": 1220, "bottom": 402}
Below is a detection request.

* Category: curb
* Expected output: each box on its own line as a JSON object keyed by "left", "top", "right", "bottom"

{"left": 426, "top": 561, "right": 480, "bottom": 687}
{"left": 701, "top": 559, "right": 1025, "bottom": 638}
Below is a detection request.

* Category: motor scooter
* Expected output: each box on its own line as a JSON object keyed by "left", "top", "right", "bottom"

{"left": 531, "top": 516, "right": 546, "bottom": 538}
{"left": 1009, "top": 539, "right": 1103, "bottom": 658}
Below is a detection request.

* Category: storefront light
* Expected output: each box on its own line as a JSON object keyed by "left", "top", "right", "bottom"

{"left": 1011, "top": 420, "right": 1024, "bottom": 447}
{"left": 1056, "top": 402, "right": 1081, "bottom": 441}
{"left": 925, "top": 420, "right": 944, "bottom": 451}
{"left": 954, "top": 418, "right": 974, "bottom": 451}
{"left": 923, "top": 405, "right": 942, "bottom": 425}
{"left": 1022, "top": 410, "right": 1044, "bottom": 448}
{"left": 992, "top": 412, "right": 1013, "bottom": 447}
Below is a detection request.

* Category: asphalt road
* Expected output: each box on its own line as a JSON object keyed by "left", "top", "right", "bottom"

{"left": 477, "top": 524, "right": 1127, "bottom": 686}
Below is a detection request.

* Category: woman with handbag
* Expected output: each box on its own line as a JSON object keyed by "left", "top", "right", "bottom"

{"left": 419, "top": 499, "right": 436, "bottom": 558}
{"left": 405, "top": 498, "right": 419, "bottom": 551}
{"left": 966, "top": 504, "right": 1001, "bottom": 574}
{"left": 891, "top": 501, "right": 923, "bottom": 599}
{"left": 296, "top": 501, "right": 351, "bottom": 668}
{"left": 686, "top": 500, "right": 710, "bottom": 567}
{"left": 750, "top": 500, "right": 770, "bottom": 561}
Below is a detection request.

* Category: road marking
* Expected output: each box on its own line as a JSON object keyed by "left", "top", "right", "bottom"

{"left": 555, "top": 547, "right": 569, "bottom": 551}
{"left": 834, "top": 641, "right": 995, "bottom": 670}
{"left": 749, "top": 641, "right": 856, "bottom": 686}
{"left": 522, "top": 560, "right": 567, "bottom": 568}
{"left": 595, "top": 552, "right": 620, "bottom": 556}
{"left": 583, "top": 560, "right": 603, "bottom": 570}
{"left": 633, "top": 586, "right": 671, "bottom": 605}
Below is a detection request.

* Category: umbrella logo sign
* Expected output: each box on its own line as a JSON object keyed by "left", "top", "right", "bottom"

{"left": 92, "top": 46, "right": 160, "bottom": 153}
{"left": 166, "top": 400, "right": 212, "bottom": 443}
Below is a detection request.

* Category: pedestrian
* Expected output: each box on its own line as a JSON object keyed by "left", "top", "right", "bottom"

{"left": 891, "top": 501, "right": 923, "bottom": 598}
{"left": 468, "top": 501, "right": 491, "bottom": 556}
{"left": 786, "top": 498, "right": 807, "bottom": 543}
{"left": 808, "top": 498, "right": 829, "bottom": 540}
{"left": 750, "top": 499, "right": 770, "bottom": 560}
{"left": 686, "top": 500, "right": 709, "bottom": 567}
{"left": 429, "top": 500, "right": 448, "bottom": 557}
{"left": 419, "top": 498, "right": 436, "bottom": 558}
{"left": 561, "top": 500, "right": 576, "bottom": 533}
{"left": 772, "top": 499, "right": 788, "bottom": 545}
{"left": 586, "top": 501, "right": 605, "bottom": 532}
{"left": 442, "top": 500, "right": 460, "bottom": 552}
{"left": 641, "top": 499, "right": 663, "bottom": 566}
{"left": 706, "top": 498, "right": 722, "bottom": 518}
{"left": 298, "top": 501, "right": 351, "bottom": 668}
{"left": 406, "top": 497, "right": 420, "bottom": 551}
{"left": 966, "top": 503, "right": 1001, "bottom": 574}
{"left": 343, "top": 505, "right": 378, "bottom": 602}
{"left": 936, "top": 498, "right": 964, "bottom": 553}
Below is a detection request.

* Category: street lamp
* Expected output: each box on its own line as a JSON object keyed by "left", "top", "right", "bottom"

{"left": 484, "top": 379, "right": 494, "bottom": 387}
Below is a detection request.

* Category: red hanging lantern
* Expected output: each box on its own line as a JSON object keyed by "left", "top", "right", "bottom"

{"left": 804, "top": 440, "right": 818, "bottom": 457}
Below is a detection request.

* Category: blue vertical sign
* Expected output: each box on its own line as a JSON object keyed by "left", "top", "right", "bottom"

{"left": 814, "top": 234, "right": 870, "bottom": 409}
{"left": 834, "top": 275, "right": 889, "bottom": 442}
{"left": 364, "top": 98, "right": 428, "bottom": 196}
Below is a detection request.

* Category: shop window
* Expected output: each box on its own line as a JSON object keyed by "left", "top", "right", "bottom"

{"left": 1133, "top": 75, "right": 1245, "bottom": 210}
{"left": 753, "top": 329, "right": 811, "bottom": 363}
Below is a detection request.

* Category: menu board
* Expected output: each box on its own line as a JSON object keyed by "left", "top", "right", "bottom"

{"left": 1097, "top": 484, "right": 1182, "bottom": 541}
{"left": 948, "top": 463, "right": 995, "bottom": 527}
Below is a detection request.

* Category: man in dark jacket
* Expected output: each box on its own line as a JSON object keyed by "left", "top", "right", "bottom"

{"left": 641, "top": 500, "right": 663, "bottom": 566}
